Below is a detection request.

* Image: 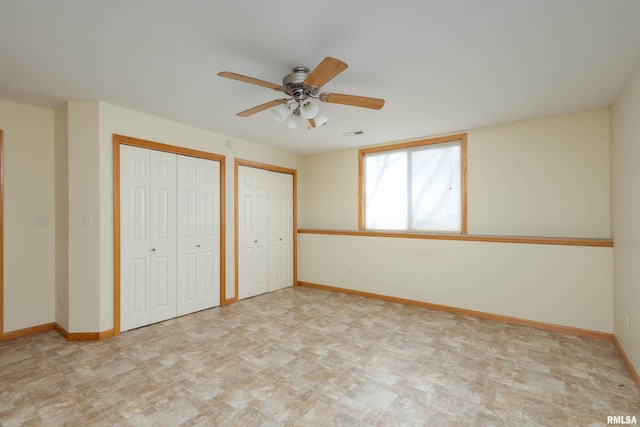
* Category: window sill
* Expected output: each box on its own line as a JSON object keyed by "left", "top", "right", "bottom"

{"left": 296, "top": 229, "right": 613, "bottom": 247}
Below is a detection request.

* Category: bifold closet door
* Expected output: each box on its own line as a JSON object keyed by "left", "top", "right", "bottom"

{"left": 238, "top": 166, "right": 269, "bottom": 299}
{"left": 120, "top": 146, "right": 177, "bottom": 332}
{"left": 268, "top": 171, "right": 293, "bottom": 291}
{"left": 177, "top": 155, "right": 221, "bottom": 315}
{"left": 238, "top": 166, "right": 293, "bottom": 300}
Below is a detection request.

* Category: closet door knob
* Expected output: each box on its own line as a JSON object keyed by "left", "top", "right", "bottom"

{"left": 151, "top": 248, "right": 156, "bottom": 252}
{"left": 254, "top": 240, "right": 258, "bottom": 243}
{"left": 196, "top": 244, "right": 201, "bottom": 248}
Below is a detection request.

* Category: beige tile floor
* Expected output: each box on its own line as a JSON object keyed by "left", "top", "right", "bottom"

{"left": 0, "top": 286, "right": 638, "bottom": 426}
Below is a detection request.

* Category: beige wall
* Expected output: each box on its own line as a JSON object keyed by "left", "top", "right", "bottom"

{"left": 468, "top": 110, "right": 610, "bottom": 238}
{"left": 299, "top": 149, "right": 359, "bottom": 230}
{"left": 0, "top": 98, "right": 302, "bottom": 334}
{"left": 298, "top": 110, "right": 613, "bottom": 332}
{"left": 0, "top": 99, "right": 55, "bottom": 332}
{"left": 54, "top": 103, "right": 69, "bottom": 330}
{"left": 300, "top": 109, "right": 611, "bottom": 238}
{"left": 0, "top": 97, "right": 618, "bottom": 339}
{"left": 610, "top": 61, "right": 640, "bottom": 374}
{"left": 67, "top": 101, "right": 101, "bottom": 332}
{"left": 299, "top": 234, "right": 613, "bottom": 332}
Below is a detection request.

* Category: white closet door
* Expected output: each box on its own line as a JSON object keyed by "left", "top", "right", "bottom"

{"left": 268, "top": 172, "right": 293, "bottom": 291}
{"left": 177, "top": 155, "right": 220, "bottom": 315}
{"left": 238, "top": 166, "right": 269, "bottom": 299}
{"left": 121, "top": 146, "right": 178, "bottom": 331}
{"left": 198, "top": 158, "right": 220, "bottom": 310}
{"left": 149, "top": 150, "right": 177, "bottom": 323}
{"left": 120, "top": 145, "right": 152, "bottom": 331}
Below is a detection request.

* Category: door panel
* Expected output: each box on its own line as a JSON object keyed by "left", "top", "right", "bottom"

{"left": 154, "top": 255, "right": 170, "bottom": 309}
{"left": 238, "top": 167, "right": 255, "bottom": 299}
{"left": 238, "top": 166, "right": 268, "bottom": 299}
{"left": 203, "top": 192, "right": 215, "bottom": 237}
{"left": 153, "top": 189, "right": 169, "bottom": 239}
{"left": 185, "top": 191, "right": 198, "bottom": 238}
{"left": 268, "top": 172, "right": 294, "bottom": 291}
{"left": 131, "top": 186, "right": 147, "bottom": 240}
{"left": 121, "top": 145, "right": 151, "bottom": 331}
{"left": 185, "top": 253, "right": 197, "bottom": 301}
{"left": 149, "top": 150, "right": 177, "bottom": 323}
{"left": 253, "top": 172, "right": 268, "bottom": 294}
{"left": 203, "top": 250, "right": 215, "bottom": 298}
{"left": 199, "top": 160, "right": 219, "bottom": 308}
{"left": 131, "top": 257, "right": 148, "bottom": 313}
{"left": 177, "top": 157, "right": 200, "bottom": 315}
{"left": 177, "top": 155, "right": 220, "bottom": 315}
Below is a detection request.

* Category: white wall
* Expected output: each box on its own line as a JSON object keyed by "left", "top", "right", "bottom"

{"left": 0, "top": 99, "right": 55, "bottom": 332}
{"left": 298, "top": 110, "right": 613, "bottom": 332}
{"left": 97, "top": 102, "right": 302, "bottom": 331}
{"left": 610, "top": 61, "right": 640, "bottom": 374}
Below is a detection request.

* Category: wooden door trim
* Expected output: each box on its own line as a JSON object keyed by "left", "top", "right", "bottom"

{"left": 234, "top": 158, "right": 297, "bottom": 303}
{"left": 113, "top": 134, "right": 226, "bottom": 336}
{"left": 0, "top": 130, "right": 4, "bottom": 340}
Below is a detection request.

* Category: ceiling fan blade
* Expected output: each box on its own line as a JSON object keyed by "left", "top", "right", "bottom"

{"left": 308, "top": 118, "right": 316, "bottom": 128}
{"left": 319, "top": 92, "right": 385, "bottom": 110}
{"left": 237, "top": 99, "right": 287, "bottom": 117}
{"left": 304, "top": 57, "right": 348, "bottom": 89}
{"left": 218, "top": 71, "right": 283, "bottom": 91}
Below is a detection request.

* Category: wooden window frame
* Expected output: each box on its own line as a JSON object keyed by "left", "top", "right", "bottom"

{"left": 358, "top": 133, "right": 467, "bottom": 234}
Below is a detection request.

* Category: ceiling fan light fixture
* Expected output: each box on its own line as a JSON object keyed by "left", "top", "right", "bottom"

{"left": 284, "top": 113, "right": 301, "bottom": 129}
{"left": 313, "top": 111, "right": 329, "bottom": 126}
{"left": 271, "top": 102, "right": 291, "bottom": 123}
{"left": 299, "top": 99, "right": 320, "bottom": 119}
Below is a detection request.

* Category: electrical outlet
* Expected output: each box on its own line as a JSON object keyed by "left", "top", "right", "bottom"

{"left": 626, "top": 312, "right": 630, "bottom": 329}
{"left": 347, "top": 266, "right": 352, "bottom": 274}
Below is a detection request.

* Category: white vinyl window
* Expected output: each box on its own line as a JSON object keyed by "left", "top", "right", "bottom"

{"left": 361, "top": 136, "right": 465, "bottom": 233}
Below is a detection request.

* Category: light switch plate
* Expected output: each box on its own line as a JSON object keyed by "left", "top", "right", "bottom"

{"left": 32, "top": 215, "right": 48, "bottom": 227}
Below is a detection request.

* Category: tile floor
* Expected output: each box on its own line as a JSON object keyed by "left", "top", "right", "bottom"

{"left": 0, "top": 287, "right": 638, "bottom": 426}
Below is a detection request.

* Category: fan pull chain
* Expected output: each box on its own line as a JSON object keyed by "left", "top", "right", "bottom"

{"left": 299, "top": 115, "right": 304, "bottom": 147}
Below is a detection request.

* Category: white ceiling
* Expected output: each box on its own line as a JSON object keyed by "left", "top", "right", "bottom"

{"left": 1, "top": 1, "right": 640, "bottom": 155}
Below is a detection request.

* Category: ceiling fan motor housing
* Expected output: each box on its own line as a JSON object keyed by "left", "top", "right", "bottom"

{"left": 283, "top": 66, "right": 319, "bottom": 101}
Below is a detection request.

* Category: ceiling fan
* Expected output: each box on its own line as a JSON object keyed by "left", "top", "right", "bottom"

{"left": 217, "top": 57, "right": 385, "bottom": 128}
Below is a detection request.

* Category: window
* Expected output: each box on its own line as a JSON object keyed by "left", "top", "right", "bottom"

{"left": 359, "top": 134, "right": 467, "bottom": 233}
